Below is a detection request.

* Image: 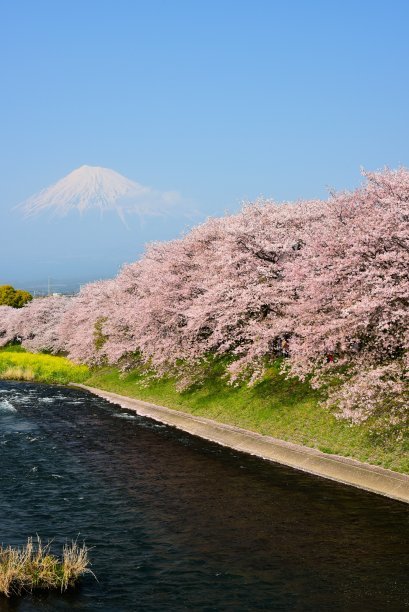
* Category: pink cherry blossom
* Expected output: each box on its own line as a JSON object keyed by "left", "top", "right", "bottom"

{"left": 15, "top": 296, "right": 71, "bottom": 353}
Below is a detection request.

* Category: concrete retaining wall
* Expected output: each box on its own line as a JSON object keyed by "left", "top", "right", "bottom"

{"left": 71, "top": 383, "right": 409, "bottom": 504}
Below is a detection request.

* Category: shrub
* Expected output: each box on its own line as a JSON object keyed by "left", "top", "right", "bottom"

{"left": 0, "top": 285, "right": 32, "bottom": 309}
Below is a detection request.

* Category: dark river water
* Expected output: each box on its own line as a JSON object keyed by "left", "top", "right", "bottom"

{"left": 0, "top": 381, "right": 408, "bottom": 611}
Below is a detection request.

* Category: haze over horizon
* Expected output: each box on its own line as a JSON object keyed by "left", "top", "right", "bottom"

{"left": 1, "top": 1, "right": 408, "bottom": 288}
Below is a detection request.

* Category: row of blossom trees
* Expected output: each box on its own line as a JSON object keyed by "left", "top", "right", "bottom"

{"left": 1, "top": 168, "right": 407, "bottom": 423}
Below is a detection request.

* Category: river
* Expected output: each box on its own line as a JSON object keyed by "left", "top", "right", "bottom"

{"left": 0, "top": 381, "right": 408, "bottom": 611}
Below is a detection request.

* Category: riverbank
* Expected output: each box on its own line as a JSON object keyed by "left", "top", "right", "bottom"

{"left": 1, "top": 347, "right": 407, "bottom": 476}
{"left": 85, "top": 363, "right": 408, "bottom": 475}
{"left": 72, "top": 383, "right": 409, "bottom": 503}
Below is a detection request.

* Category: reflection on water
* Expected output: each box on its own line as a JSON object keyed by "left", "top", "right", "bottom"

{"left": 0, "top": 380, "right": 408, "bottom": 611}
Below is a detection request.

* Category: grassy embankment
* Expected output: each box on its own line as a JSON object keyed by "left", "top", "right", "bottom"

{"left": 1, "top": 346, "right": 407, "bottom": 473}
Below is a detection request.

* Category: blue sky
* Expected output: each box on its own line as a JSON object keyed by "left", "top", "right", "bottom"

{"left": 1, "top": 0, "right": 408, "bottom": 289}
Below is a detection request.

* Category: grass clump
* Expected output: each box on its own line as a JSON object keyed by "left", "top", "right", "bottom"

{"left": 0, "top": 536, "right": 93, "bottom": 598}
{"left": 0, "top": 349, "right": 89, "bottom": 384}
{"left": 0, "top": 366, "right": 36, "bottom": 381}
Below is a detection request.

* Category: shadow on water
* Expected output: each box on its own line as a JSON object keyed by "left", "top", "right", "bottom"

{"left": 0, "top": 380, "right": 408, "bottom": 611}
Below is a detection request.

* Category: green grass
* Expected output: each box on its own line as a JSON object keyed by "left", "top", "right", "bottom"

{"left": 0, "top": 344, "right": 27, "bottom": 353}
{"left": 85, "top": 359, "right": 409, "bottom": 474}
{"left": 0, "top": 348, "right": 89, "bottom": 384}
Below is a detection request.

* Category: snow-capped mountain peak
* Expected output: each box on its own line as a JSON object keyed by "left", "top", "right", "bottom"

{"left": 17, "top": 165, "right": 179, "bottom": 221}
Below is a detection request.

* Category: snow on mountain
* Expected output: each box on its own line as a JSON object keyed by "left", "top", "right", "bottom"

{"left": 17, "top": 165, "right": 180, "bottom": 222}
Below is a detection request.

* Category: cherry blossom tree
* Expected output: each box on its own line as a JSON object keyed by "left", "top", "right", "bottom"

{"left": 15, "top": 296, "right": 72, "bottom": 353}
{"left": 0, "top": 305, "right": 20, "bottom": 346}
{"left": 183, "top": 199, "right": 323, "bottom": 383}
{"left": 98, "top": 199, "right": 322, "bottom": 385}
{"left": 59, "top": 279, "right": 116, "bottom": 364}
{"left": 286, "top": 168, "right": 409, "bottom": 422}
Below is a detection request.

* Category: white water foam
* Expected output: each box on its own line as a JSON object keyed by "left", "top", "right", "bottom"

{"left": 114, "top": 413, "right": 137, "bottom": 420}
{"left": 0, "top": 399, "right": 17, "bottom": 413}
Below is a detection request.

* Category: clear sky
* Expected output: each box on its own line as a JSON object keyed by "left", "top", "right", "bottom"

{"left": 1, "top": 0, "right": 408, "bottom": 290}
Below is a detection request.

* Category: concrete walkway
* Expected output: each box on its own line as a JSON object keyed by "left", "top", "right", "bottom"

{"left": 71, "top": 383, "right": 409, "bottom": 504}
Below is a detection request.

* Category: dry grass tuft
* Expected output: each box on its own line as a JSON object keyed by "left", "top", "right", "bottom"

{"left": 0, "top": 536, "right": 94, "bottom": 597}
{"left": 0, "top": 366, "right": 35, "bottom": 381}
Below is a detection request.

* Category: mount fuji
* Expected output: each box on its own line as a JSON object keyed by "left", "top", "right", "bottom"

{"left": 17, "top": 165, "right": 181, "bottom": 223}
{"left": 3, "top": 165, "right": 197, "bottom": 285}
